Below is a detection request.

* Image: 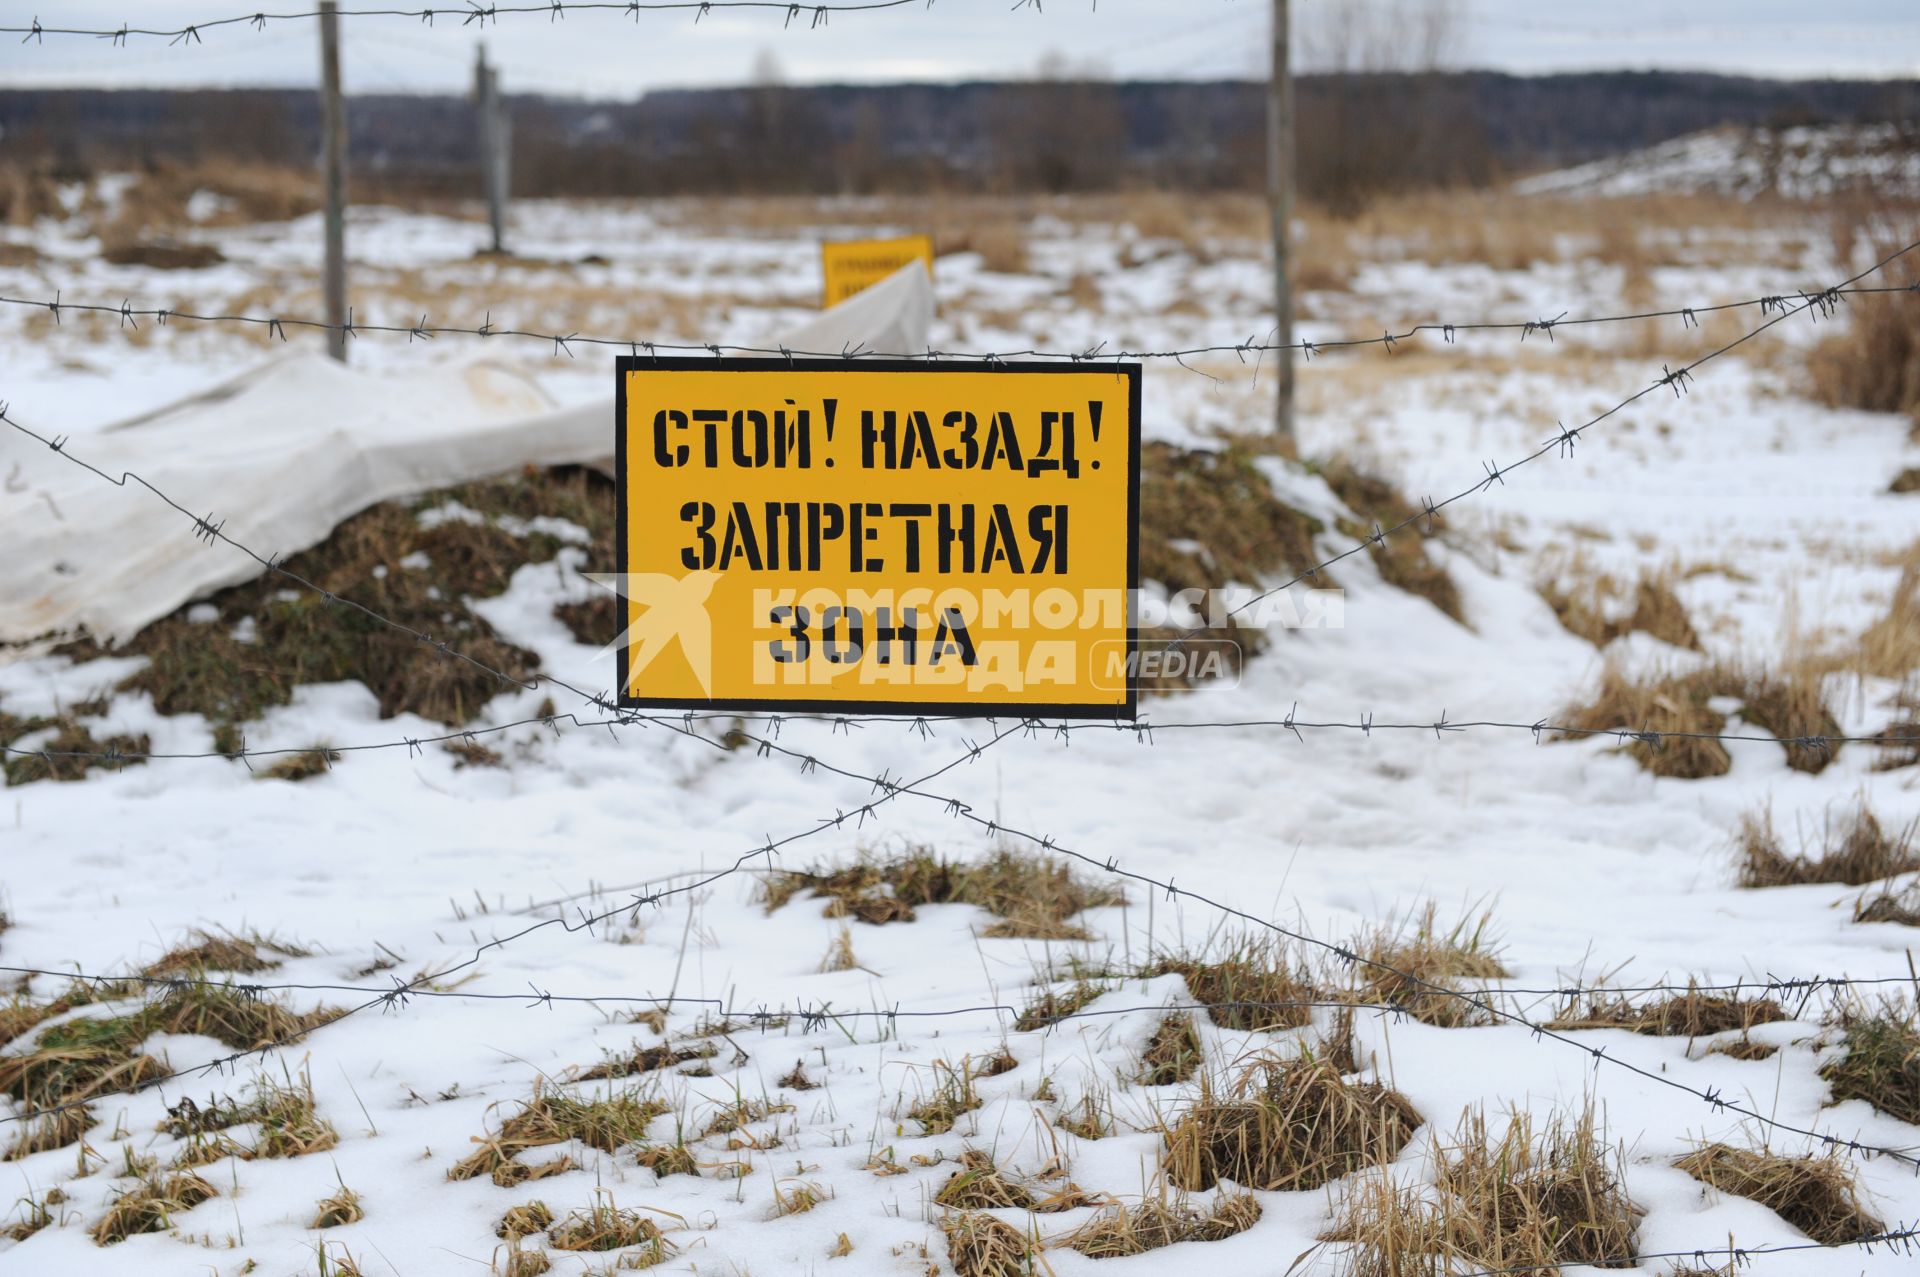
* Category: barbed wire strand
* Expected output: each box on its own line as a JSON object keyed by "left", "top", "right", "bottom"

{"left": 0, "top": 281, "right": 1912, "bottom": 368}
{"left": 0, "top": 2, "right": 924, "bottom": 45}
{"left": 6, "top": 963, "right": 1914, "bottom": 1018}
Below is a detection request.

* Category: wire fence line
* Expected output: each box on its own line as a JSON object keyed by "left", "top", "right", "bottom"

{"left": 1, "top": 281, "right": 1912, "bottom": 368}
{"left": 3, "top": 706, "right": 1915, "bottom": 772}
{"left": 1, "top": 1, "right": 925, "bottom": 45}
{"left": 7, "top": 963, "right": 1915, "bottom": 1020}
{"left": 4, "top": 249, "right": 1920, "bottom": 1161}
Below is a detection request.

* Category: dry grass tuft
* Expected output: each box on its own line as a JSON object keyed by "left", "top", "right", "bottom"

{"left": 940, "top": 1210, "right": 1039, "bottom": 1277}
{"left": 1820, "top": 1002, "right": 1920, "bottom": 1125}
{"left": 1163, "top": 1050, "right": 1421, "bottom": 1192}
{"left": 91, "top": 1170, "right": 218, "bottom": 1246}
{"left": 1829, "top": 544, "right": 1920, "bottom": 680}
{"left": 573, "top": 1040, "right": 716, "bottom": 1082}
{"left": 1061, "top": 1191, "right": 1261, "bottom": 1257}
{"left": 1334, "top": 1105, "right": 1637, "bottom": 1276}
{"left": 1139, "top": 1013, "right": 1204, "bottom": 1086}
{"left": 1853, "top": 877, "right": 1920, "bottom": 926}
{"left": 1435, "top": 1107, "right": 1637, "bottom": 1270}
{"left": 4, "top": 1103, "right": 93, "bottom": 1161}
{"left": 497, "top": 1201, "right": 556, "bottom": 1239}
{"left": 1674, "top": 1143, "right": 1881, "bottom": 1244}
{"left": 1145, "top": 934, "right": 1319, "bottom": 1032}
{"left": 546, "top": 1192, "right": 674, "bottom": 1263}
{"left": 771, "top": 1179, "right": 829, "bottom": 1217}
{"left": 496, "top": 1244, "right": 554, "bottom": 1277}
{"left": 0, "top": 985, "right": 336, "bottom": 1131}
{"left": 1548, "top": 981, "right": 1787, "bottom": 1040}
{"left": 312, "top": 1183, "right": 365, "bottom": 1229}
{"left": 1809, "top": 292, "right": 1920, "bottom": 428}
{"left": 1015, "top": 978, "right": 1113, "bottom": 1032}
{"left": 934, "top": 1150, "right": 1035, "bottom": 1211}
{"left": 1735, "top": 801, "right": 1920, "bottom": 888}
{"left": 141, "top": 928, "right": 306, "bottom": 978}
{"left": 1540, "top": 566, "right": 1700, "bottom": 651}
{"left": 634, "top": 1143, "right": 698, "bottom": 1179}
{"left": 1321, "top": 460, "right": 1464, "bottom": 624}
{"left": 759, "top": 845, "right": 1121, "bottom": 940}
{"left": 489, "top": 1155, "right": 576, "bottom": 1188}
{"left": 261, "top": 747, "right": 342, "bottom": 783}
{"left": 249, "top": 1073, "right": 340, "bottom": 1159}
{"left": 1, "top": 718, "right": 151, "bottom": 787}
{"left": 1557, "top": 663, "right": 1841, "bottom": 778}
{"left": 1354, "top": 904, "right": 1508, "bottom": 1028}
{"left": 450, "top": 1087, "right": 668, "bottom": 1182}
{"left": 819, "top": 925, "right": 860, "bottom": 973}
{"left": 906, "top": 1059, "right": 983, "bottom": 1136}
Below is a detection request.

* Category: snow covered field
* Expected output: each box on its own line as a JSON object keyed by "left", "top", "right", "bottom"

{"left": 0, "top": 181, "right": 1918, "bottom": 1277}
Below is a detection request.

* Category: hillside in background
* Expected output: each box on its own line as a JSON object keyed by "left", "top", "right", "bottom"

{"left": 0, "top": 70, "right": 1914, "bottom": 204}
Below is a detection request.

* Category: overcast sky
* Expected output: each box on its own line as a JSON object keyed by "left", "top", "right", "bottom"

{"left": 0, "top": 1, "right": 1915, "bottom": 99}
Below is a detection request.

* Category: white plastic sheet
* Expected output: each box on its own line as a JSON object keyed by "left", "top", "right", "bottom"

{"left": 0, "top": 262, "right": 934, "bottom": 645}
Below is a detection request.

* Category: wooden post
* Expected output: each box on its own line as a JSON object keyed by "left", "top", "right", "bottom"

{"left": 473, "top": 43, "right": 510, "bottom": 255}
{"left": 319, "top": 0, "right": 348, "bottom": 362}
{"left": 1268, "top": 0, "right": 1294, "bottom": 445}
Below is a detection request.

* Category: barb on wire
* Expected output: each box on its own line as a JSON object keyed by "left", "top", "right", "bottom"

{"left": 0, "top": 281, "right": 1913, "bottom": 368}
{"left": 0, "top": 1, "right": 924, "bottom": 43}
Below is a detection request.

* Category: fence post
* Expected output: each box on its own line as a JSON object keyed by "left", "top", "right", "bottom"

{"left": 318, "top": 0, "right": 349, "bottom": 362}
{"left": 473, "top": 43, "right": 510, "bottom": 256}
{"left": 1268, "top": 0, "right": 1295, "bottom": 446}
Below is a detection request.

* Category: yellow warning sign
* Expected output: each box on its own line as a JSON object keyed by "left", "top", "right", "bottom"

{"left": 615, "top": 358, "right": 1140, "bottom": 717}
{"left": 820, "top": 234, "right": 935, "bottom": 307}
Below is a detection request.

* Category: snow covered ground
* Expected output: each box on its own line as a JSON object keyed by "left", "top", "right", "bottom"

{"left": 0, "top": 185, "right": 1917, "bottom": 1277}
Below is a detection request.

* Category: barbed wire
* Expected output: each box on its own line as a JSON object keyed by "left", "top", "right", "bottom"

{"left": 3, "top": 248, "right": 1917, "bottom": 1164}
{"left": 6, "top": 963, "right": 1913, "bottom": 1019}
{"left": 3, "top": 706, "right": 1916, "bottom": 773}
{"left": 5, "top": 690, "right": 1918, "bottom": 1168}
{"left": 0, "top": 282, "right": 1912, "bottom": 368}
{"left": 0, "top": 714, "right": 1034, "bottom": 1131}
{"left": 0, "top": 1, "right": 925, "bottom": 45}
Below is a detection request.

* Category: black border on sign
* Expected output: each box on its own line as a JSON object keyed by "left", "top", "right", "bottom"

{"left": 613, "top": 356, "right": 1141, "bottom": 721}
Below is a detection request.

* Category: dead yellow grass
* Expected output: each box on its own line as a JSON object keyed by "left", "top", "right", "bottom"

{"left": 1335, "top": 1104, "right": 1637, "bottom": 1277}
{"left": 1138, "top": 1014, "right": 1204, "bottom": 1086}
{"left": 1558, "top": 663, "right": 1842, "bottom": 778}
{"left": 450, "top": 1087, "right": 667, "bottom": 1182}
{"left": 1354, "top": 904, "right": 1509, "bottom": 1028}
{"left": 940, "top": 1210, "right": 1040, "bottom": 1277}
{"left": 1145, "top": 934, "right": 1319, "bottom": 1032}
{"left": 1163, "top": 1051, "right": 1421, "bottom": 1192}
{"left": 759, "top": 845, "right": 1121, "bottom": 940}
{"left": 1539, "top": 566, "right": 1700, "bottom": 651}
{"left": 1060, "top": 1192, "right": 1261, "bottom": 1257}
{"left": 1548, "top": 981, "right": 1787, "bottom": 1039}
{"left": 1820, "top": 1001, "right": 1920, "bottom": 1125}
{"left": 1735, "top": 800, "right": 1920, "bottom": 888}
{"left": 91, "top": 1170, "right": 218, "bottom": 1246}
{"left": 1674, "top": 1143, "right": 1881, "bottom": 1244}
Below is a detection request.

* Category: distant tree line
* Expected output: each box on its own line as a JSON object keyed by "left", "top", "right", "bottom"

{"left": 0, "top": 72, "right": 1912, "bottom": 214}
